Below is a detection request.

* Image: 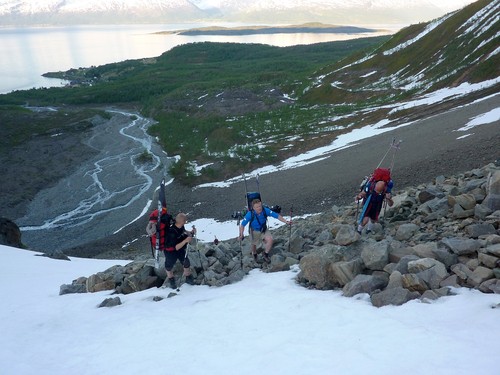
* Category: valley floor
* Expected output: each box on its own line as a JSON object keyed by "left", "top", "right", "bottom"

{"left": 7, "top": 94, "right": 500, "bottom": 258}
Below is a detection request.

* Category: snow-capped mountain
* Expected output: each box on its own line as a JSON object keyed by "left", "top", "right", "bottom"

{"left": 0, "top": 0, "right": 479, "bottom": 26}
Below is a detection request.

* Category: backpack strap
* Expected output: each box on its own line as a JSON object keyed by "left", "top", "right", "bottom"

{"left": 250, "top": 209, "right": 268, "bottom": 231}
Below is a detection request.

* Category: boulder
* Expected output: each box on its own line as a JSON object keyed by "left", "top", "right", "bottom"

{"left": 342, "top": 273, "right": 389, "bottom": 297}
{"left": 486, "top": 243, "right": 500, "bottom": 257}
{"left": 335, "top": 224, "right": 358, "bottom": 246}
{"left": 328, "top": 258, "right": 365, "bottom": 287}
{"left": 0, "top": 218, "right": 23, "bottom": 248}
{"left": 418, "top": 187, "right": 444, "bottom": 203}
{"left": 441, "top": 237, "right": 480, "bottom": 256}
{"left": 371, "top": 287, "right": 420, "bottom": 307}
{"left": 468, "top": 266, "right": 494, "bottom": 287}
{"left": 386, "top": 270, "right": 404, "bottom": 289}
{"left": 298, "top": 244, "right": 344, "bottom": 289}
{"left": 395, "top": 223, "right": 420, "bottom": 241}
{"left": 478, "top": 279, "right": 500, "bottom": 294}
{"left": 449, "top": 194, "right": 476, "bottom": 210}
{"left": 478, "top": 252, "right": 499, "bottom": 268}
{"left": 361, "top": 240, "right": 389, "bottom": 270}
{"left": 483, "top": 170, "right": 500, "bottom": 211}
{"left": 401, "top": 273, "right": 429, "bottom": 293}
{"left": 98, "top": 297, "right": 122, "bottom": 308}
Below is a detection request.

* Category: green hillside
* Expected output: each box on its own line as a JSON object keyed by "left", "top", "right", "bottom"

{"left": 302, "top": 0, "right": 499, "bottom": 105}
{"left": 0, "top": 0, "right": 498, "bottom": 185}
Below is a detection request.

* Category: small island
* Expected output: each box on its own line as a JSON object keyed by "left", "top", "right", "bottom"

{"left": 157, "top": 22, "right": 378, "bottom": 36}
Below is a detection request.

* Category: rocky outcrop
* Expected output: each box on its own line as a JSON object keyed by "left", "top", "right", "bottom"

{"left": 0, "top": 218, "right": 23, "bottom": 248}
{"left": 60, "top": 162, "right": 500, "bottom": 307}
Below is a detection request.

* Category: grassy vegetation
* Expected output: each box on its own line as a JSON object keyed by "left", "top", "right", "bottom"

{"left": 0, "top": 37, "right": 389, "bottom": 184}
{"left": 0, "top": 0, "right": 497, "bottom": 185}
{"left": 0, "top": 105, "right": 104, "bottom": 152}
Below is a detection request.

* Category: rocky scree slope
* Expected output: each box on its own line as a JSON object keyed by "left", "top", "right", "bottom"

{"left": 60, "top": 161, "right": 500, "bottom": 307}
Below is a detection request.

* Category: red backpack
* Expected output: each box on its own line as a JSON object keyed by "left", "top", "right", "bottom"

{"left": 149, "top": 208, "right": 174, "bottom": 251}
{"left": 371, "top": 168, "right": 391, "bottom": 183}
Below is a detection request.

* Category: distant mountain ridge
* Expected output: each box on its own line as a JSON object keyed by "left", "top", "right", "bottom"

{"left": 0, "top": 0, "right": 479, "bottom": 26}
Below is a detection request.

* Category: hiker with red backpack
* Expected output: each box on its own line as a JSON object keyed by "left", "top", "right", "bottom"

{"left": 163, "top": 212, "right": 196, "bottom": 289}
{"left": 356, "top": 167, "right": 394, "bottom": 234}
{"left": 146, "top": 205, "right": 172, "bottom": 253}
{"left": 146, "top": 210, "right": 195, "bottom": 289}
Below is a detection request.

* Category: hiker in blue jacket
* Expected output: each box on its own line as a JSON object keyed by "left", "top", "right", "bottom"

{"left": 238, "top": 198, "right": 291, "bottom": 263}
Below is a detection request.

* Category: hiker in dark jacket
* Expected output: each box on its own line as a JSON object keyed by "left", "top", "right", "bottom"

{"left": 356, "top": 172, "right": 394, "bottom": 234}
{"left": 163, "top": 212, "right": 196, "bottom": 289}
{"left": 239, "top": 199, "right": 290, "bottom": 263}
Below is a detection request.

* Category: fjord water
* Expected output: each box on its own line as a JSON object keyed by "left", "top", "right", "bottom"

{"left": 0, "top": 23, "right": 395, "bottom": 94}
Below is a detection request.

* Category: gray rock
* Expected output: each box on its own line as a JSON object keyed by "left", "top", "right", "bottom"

{"left": 394, "top": 255, "right": 420, "bottom": 274}
{"left": 401, "top": 273, "right": 429, "bottom": 293}
{"left": 440, "top": 274, "right": 460, "bottom": 288}
{"left": 418, "top": 197, "right": 449, "bottom": 216}
{"left": 478, "top": 252, "right": 499, "bottom": 268}
{"left": 226, "top": 269, "right": 245, "bottom": 284}
{"left": 415, "top": 267, "right": 449, "bottom": 289}
{"left": 432, "top": 248, "right": 458, "bottom": 269}
{"left": 59, "top": 283, "right": 87, "bottom": 295}
{"left": 441, "top": 237, "right": 480, "bottom": 256}
{"left": 98, "top": 297, "right": 122, "bottom": 308}
{"left": 342, "top": 273, "right": 389, "bottom": 297}
{"left": 287, "top": 236, "right": 306, "bottom": 254}
{"left": 388, "top": 241, "right": 416, "bottom": 263}
{"left": 361, "top": 240, "right": 389, "bottom": 270}
{"left": 478, "top": 279, "right": 500, "bottom": 294}
{"left": 451, "top": 263, "right": 474, "bottom": 281}
{"left": 452, "top": 204, "right": 475, "bottom": 219}
{"left": 468, "top": 266, "right": 494, "bottom": 286}
{"left": 335, "top": 224, "right": 358, "bottom": 246}
{"left": 395, "top": 223, "right": 420, "bottom": 241}
{"left": 474, "top": 203, "right": 494, "bottom": 220}
{"left": 328, "top": 258, "right": 365, "bottom": 287}
{"left": 371, "top": 287, "right": 420, "bottom": 307}
{"left": 465, "top": 223, "right": 496, "bottom": 238}
{"left": 386, "top": 270, "right": 404, "bottom": 289}
{"left": 298, "top": 245, "right": 344, "bottom": 289}
{"left": 0, "top": 217, "right": 23, "bottom": 248}
{"left": 486, "top": 243, "right": 500, "bottom": 257}
{"left": 408, "top": 258, "right": 448, "bottom": 276}
{"left": 450, "top": 194, "right": 477, "bottom": 210}
{"left": 412, "top": 242, "right": 438, "bottom": 259}
{"left": 418, "top": 187, "right": 444, "bottom": 204}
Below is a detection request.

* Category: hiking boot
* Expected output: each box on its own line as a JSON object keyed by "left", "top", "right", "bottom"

{"left": 263, "top": 252, "right": 271, "bottom": 263}
{"left": 185, "top": 274, "right": 195, "bottom": 285}
{"left": 167, "top": 277, "right": 176, "bottom": 289}
{"left": 252, "top": 252, "right": 258, "bottom": 261}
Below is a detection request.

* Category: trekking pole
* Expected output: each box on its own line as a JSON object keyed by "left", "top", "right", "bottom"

{"left": 376, "top": 139, "right": 395, "bottom": 169}
{"left": 192, "top": 226, "right": 206, "bottom": 284}
{"left": 239, "top": 237, "right": 243, "bottom": 269}
{"left": 389, "top": 139, "right": 402, "bottom": 171}
{"left": 288, "top": 205, "right": 293, "bottom": 252}
{"left": 355, "top": 198, "right": 360, "bottom": 225}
